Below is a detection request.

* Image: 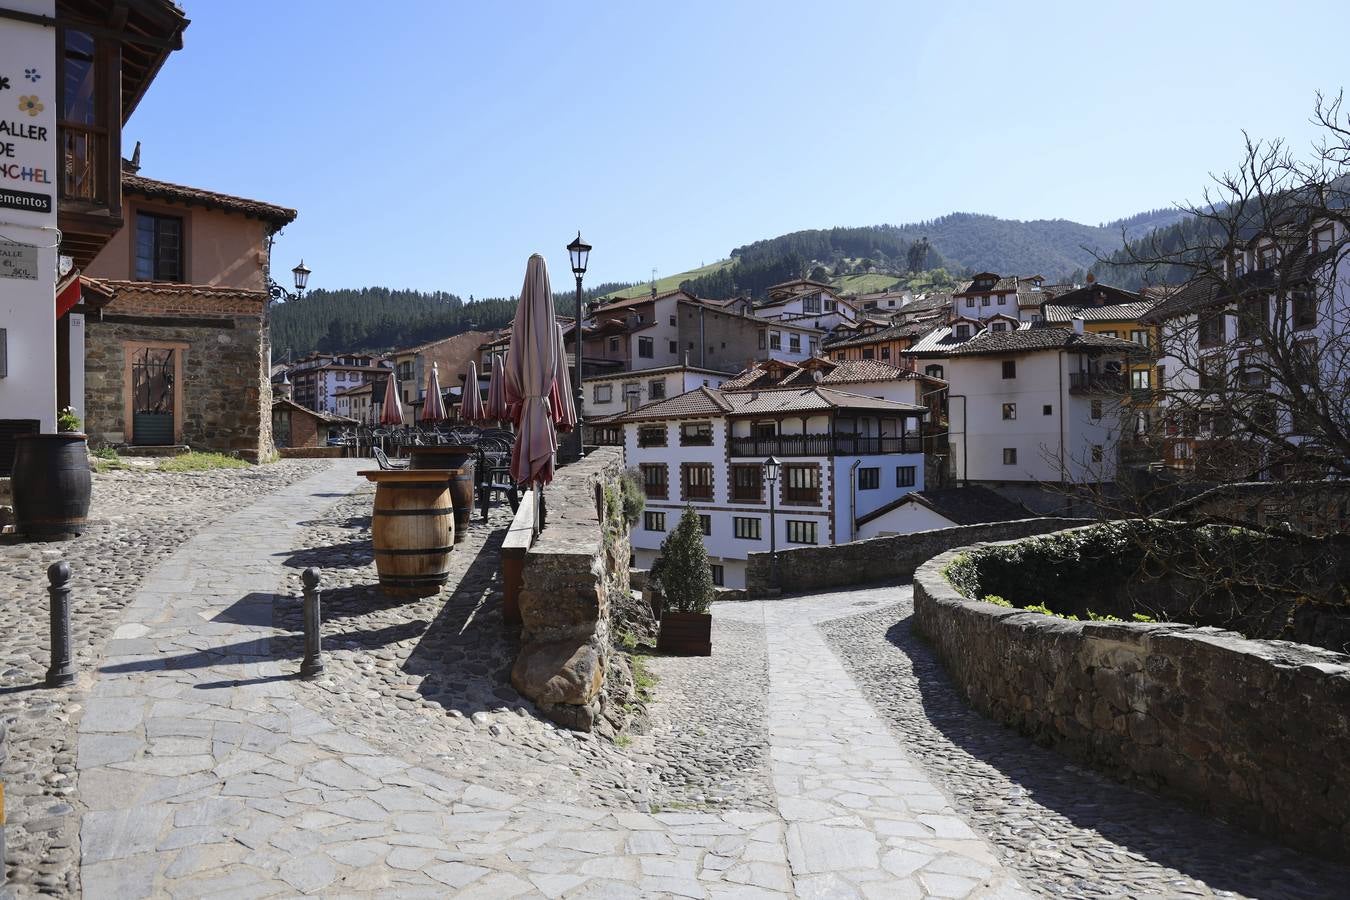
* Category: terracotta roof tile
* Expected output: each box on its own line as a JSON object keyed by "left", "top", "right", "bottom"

{"left": 82, "top": 277, "right": 268, "bottom": 302}
{"left": 946, "top": 326, "right": 1145, "bottom": 356}
{"left": 613, "top": 385, "right": 733, "bottom": 422}
{"left": 122, "top": 173, "right": 297, "bottom": 226}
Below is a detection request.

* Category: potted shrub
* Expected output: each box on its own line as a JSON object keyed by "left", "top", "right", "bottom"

{"left": 655, "top": 505, "right": 714, "bottom": 656}
{"left": 12, "top": 407, "right": 92, "bottom": 541}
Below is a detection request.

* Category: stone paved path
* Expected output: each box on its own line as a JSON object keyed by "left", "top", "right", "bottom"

{"left": 73, "top": 459, "right": 1031, "bottom": 898}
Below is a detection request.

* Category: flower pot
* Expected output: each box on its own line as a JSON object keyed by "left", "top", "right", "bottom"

{"left": 12, "top": 433, "right": 92, "bottom": 541}
{"left": 657, "top": 610, "right": 711, "bottom": 656}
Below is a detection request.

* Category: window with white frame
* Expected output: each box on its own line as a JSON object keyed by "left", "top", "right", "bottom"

{"left": 769, "top": 331, "right": 782, "bottom": 350}
{"left": 593, "top": 384, "right": 612, "bottom": 403}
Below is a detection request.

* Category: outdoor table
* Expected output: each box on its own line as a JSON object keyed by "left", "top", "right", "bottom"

{"left": 358, "top": 469, "right": 456, "bottom": 597}
{"left": 407, "top": 445, "right": 476, "bottom": 543}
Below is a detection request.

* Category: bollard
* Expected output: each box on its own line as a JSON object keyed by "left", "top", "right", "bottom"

{"left": 300, "top": 567, "right": 324, "bottom": 680}
{"left": 46, "top": 561, "right": 75, "bottom": 688}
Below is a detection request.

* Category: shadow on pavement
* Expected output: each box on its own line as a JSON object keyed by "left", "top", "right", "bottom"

{"left": 885, "top": 613, "right": 1350, "bottom": 899}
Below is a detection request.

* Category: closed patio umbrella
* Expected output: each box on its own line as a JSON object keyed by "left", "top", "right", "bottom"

{"left": 379, "top": 374, "right": 405, "bottom": 427}
{"left": 420, "top": 363, "right": 448, "bottom": 423}
{"left": 460, "top": 359, "right": 486, "bottom": 422}
{"left": 504, "top": 254, "right": 559, "bottom": 486}
{"left": 550, "top": 320, "right": 577, "bottom": 432}
{"left": 485, "top": 353, "right": 507, "bottom": 422}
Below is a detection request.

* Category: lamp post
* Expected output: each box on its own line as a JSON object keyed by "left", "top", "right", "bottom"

{"left": 566, "top": 232, "right": 591, "bottom": 463}
{"left": 268, "top": 259, "right": 312, "bottom": 303}
{"left": 764, "top": 455, "right": 780, "bottom": 590}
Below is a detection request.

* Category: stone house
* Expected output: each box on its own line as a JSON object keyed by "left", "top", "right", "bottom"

{"left": 78, "top": 169, "right": 296, "bottom": 458}
{"left": 271, "top": 397, "right": 355, "bottom": 449}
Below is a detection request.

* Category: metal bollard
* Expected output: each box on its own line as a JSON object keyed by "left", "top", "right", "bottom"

{"left": 46, "top": 561, "right": 75, "bottom": 688}
{"left": 299, "top": 567, "right": 324, "bottom": 680}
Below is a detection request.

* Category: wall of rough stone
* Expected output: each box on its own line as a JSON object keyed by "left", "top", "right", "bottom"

{"left": 913, "top": 542, "right": 1350, "bottom": 860}
{"left": 744, "top": 517, "right": 1089, "bottom": 596}
{"left": 84, "top": 316, "right": 269, "bottom": 460}
{"left": 510, "top": 447, "right": 630, "bottom": 732}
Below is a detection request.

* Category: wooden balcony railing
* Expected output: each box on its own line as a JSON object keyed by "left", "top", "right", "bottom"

{"left": 1069, "top": 372, "right": 1126, "bottom": 394}
{"left": 728, "top": 434, "right": 923, "bottom": 457}
{"left": 61, "top": 125, "right": 108, "bottom": 204}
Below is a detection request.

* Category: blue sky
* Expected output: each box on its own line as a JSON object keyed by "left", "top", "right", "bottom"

{"left": 125, "top": 0, "right": 1347, "bottom": 299}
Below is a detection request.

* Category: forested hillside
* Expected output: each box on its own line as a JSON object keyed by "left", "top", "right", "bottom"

{"left": 271, "top": 281, "right": 632, "bottom": 357}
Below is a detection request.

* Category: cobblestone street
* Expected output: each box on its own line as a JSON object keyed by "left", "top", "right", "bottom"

{"left": 2, "top": 458, "right": 1347, "bottom": 898}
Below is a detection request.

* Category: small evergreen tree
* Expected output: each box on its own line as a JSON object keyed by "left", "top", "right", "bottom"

{"left": 656, "top": 506, "right": 714, "bottom": 614}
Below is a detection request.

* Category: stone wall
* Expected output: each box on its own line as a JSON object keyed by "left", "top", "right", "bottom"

{"left": 744, "top": 517, "right": 1089, "bottom": 596}
{"left": 913, "top": 541, "right": 1350, "bottom": 860}
{"left": 84, "top": 315, "right": 270, "bottom": 460}
{"left": 510, "top": 447, "right": 630, "bottom": 732}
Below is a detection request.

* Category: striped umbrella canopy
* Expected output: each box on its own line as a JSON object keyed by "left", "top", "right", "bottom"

{"left": 460, "top": 359, "right": 486, "bottom": 422}
{"left": 420, "top": 363, "right": 448, "bottom": 422}
{"left": 484, "top": 353, "right": 507, "bottom": 421}
{"left": 379, "top": 374, "right": 405, "bottom": 426}
{"left": 503, "top": 254, "right": 559, "bottom": 485}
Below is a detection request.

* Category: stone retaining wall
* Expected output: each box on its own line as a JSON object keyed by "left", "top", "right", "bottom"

{"left": 510, "top": 447, "right": 629, "bottom": 732}
{"left": 913, "top": 541, "right": 1350, "bottom": 860}
{"left": 744, "top": 517, "right": 1088, "bottom": 596}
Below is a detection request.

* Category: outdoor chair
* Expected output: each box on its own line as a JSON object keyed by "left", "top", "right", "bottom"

{"left": 475, "top": 436, "right": 518, "bottom": 519}
{"left": 372, "top": 446, "right": 409, "bottom": 470}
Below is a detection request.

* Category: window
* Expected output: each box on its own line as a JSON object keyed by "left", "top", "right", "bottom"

{"left": 783, "top": 465, "right": 820, "bottom": 504}
{"left": 682, "top": 463, "right": 713, "bottom": 500}
{"left": 335, "top": 372, "right": 346, "bottom": 382}
{"left": 649, "top": 379, "right": 666, "bottom": 400}
{"left": 1043, "top": 404, "right": 1053, "bottom": 416}
{"left": 753, "top": 421, "right": 776, "bottom": 439}
{"left": 1002, "top": 403, "right": 1017, "bottom": 420}
{"left": 966, "top": 298, "right": 975, "bottom": 309}
{"left": 1238, "top": 298, "right": 1265, "bottom": 339}
{"left": 954, "top": 324, "right": 971, "bottom": 340}
{"left": 803, "top": 294, "right": 821, "bottom": 313}
{"left": 640, "top": 464, "right": 668, "bottom": 498}
{"left": 1100, "top": 330, "right": 1118, "bottom": 339}
{"left": 608, "top": 337, "right": 619, "bottom": 352}
{"left": 809, "top": 339, "right": 819, "bottom": 356}
{"left": 670, "top": 422, "right": 709, "bottom": 448}
{"left": 637, "top": 425, "right": 667, "bottom": 448}
{"left": 1002, "top": 448, "right": 1017, "bottom": 465}
{"left": 699, "top": 515, "right": 712, "bottom": 536}
{"left": 880, "top": 346, "right": 891, "bottom": 360}
{"left": 1092, "top": 445, "right": 1104, "bottom": 463}
{"left": 643, "top": 511, "right": 666, "bottom": 531}
{"left": 786, "top": 520, "right": 818, "bottom": 544}
{"left": 669, "top": 315, "right": 677, "bottom": 326}
{"left": 731, "top": 465, "right": 763, "bottom": 501}
{"left": 789, "top": 334, "right": 801, "bottom": 353}
{"left": 1131, "top": 329, "right": 1150, "bottom": 349}
{"left": 825, "top": 298, "right": 837, "bottom": 312}
{"left": 593, "top": 384, "right": 612, "bottom": 403}
{"left": 1090, "top": 399, "right": 1103, "bottom": 420}
{"left": 925, "top": 365, "right": 944, "bottom": 379}
{"left": 1002, "top": 360, "right": 1016, "bottom": 379}
{"left": 998, "top": 294, "right": 1007, "bottom": 305}
{"left": 769, "top": 331, "right": 782, "bottom": 350}
{"left": 1131, "top": 369, "right": 1151, "bottom": 390}
{"left": 835, "top": 353, "right": 844, "bottom": 362}
{"left": 981, "top": 296, "right": 991, "bottom": 307}
{"left": 1293, "top": 291, "right": 1316, "bottom": 329}
{"left": 858, "top": 467, "right": 879, "bottom": 490}
{"left": 990, "top": 322, "right": 1007, "bottom": 332}
{"left": 1199, "top": 356, "right": 1225, "bottom": 391}
{"left": 638, "top": 337, "right": 654, "bottom": 358}
{"left": 734, "top": 516, "right": 761, "bottom": 539}
{"left": 710, "top": 564, "right": 724, "bottom": 587}
{"left": 758, "top": 329, "right": 766, "bottom": 350}
{"left": 896, "top": 465, "right": 916, "bottom": 487}
{"left": 862, "top": 348, "right": 875, "bottom": 360}
{"left": 669, "top": 340, "right": 678, "bottom": 355}
{"left": 134, "top": 213, "right": 184, "bottom": 282}
{"left": 1199, "top": 313, "right": 1224, "bottom": 347}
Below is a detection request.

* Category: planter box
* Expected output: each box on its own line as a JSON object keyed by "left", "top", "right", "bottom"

{"left": 658, "top": 611, "right": 711, "bottom": 656}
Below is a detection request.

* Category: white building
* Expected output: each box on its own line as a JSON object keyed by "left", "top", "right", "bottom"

{"left": 950, "top": 272, "right": 1050, "bottom": 324}
{"left": 584, "top": 364, "right": 733, "bottom": 444}
{"left": 939, "top": 324, "right": 1141, "bottom": 486}
{"left": 754, "top": 279, "right": 860, "bottom": 332}
{"left": 617, "top": 379, "right": 927, "bottom": 589}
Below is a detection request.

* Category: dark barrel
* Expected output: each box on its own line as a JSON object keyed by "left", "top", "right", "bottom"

{"left": 12, "top": 433, "right": 92, "bottom": 541}
{"left": 364, "top": 470, "right": 455, "bottom": 598}
{"left": 409, "top": 446, "right": 477, "bottom": 544}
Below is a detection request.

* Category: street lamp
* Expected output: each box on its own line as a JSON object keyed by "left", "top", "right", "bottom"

{"left": 269, "top": 259, "right": 312, "bottom": 303}
{"left": 764, "top": 455, "right": 781, "bottom": 589}
{"left": 565, "top": 232, "right": 591, "bottom": 462}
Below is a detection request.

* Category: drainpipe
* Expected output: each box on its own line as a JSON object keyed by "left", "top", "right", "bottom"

{"left": 849, "top": 459, "right": 861, "bottom": 541}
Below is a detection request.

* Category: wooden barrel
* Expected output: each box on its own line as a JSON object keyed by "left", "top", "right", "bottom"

{"left": 12, "top": 433, "right": 92, "bottom": 541}
{"left": 362, "top": 470, "right": 455, "bottom": 597}
{"left": 446, "top": 463, "right": 476, "bottom": 543}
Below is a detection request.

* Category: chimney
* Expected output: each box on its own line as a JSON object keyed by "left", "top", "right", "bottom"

{"left": 1085, "top": 273, "right": 1096, "bottom": 285}
{"left": 127, "top": 141, "right": 141, "bottom": 173}
{"left": 1071, "top": 316, "right": 1085, "bottom": 335}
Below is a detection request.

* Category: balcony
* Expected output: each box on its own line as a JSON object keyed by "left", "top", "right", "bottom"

{"left": 729, "top": 434, "right": 923, "bottom": 457}
{"left": 1069, "top": 372, "right": 1126, "bottom": 394}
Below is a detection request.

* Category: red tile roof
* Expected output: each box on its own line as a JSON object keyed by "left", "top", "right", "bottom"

{"left": 122, "top": 173, "right": 297, "bottom": 227}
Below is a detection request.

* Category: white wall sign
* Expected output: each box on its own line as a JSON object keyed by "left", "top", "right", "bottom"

{"left": 0, "top": 239, "right": 38, "bottom": 279}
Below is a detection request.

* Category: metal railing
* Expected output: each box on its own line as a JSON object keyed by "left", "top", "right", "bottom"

{"left": 728, "top": 434, "right": 923, "bottom": 457}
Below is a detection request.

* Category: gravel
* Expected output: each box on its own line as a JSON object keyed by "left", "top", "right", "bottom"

{"left": 820, "top": 597, "right": 1350, "bottom": 900}
{"left": 0, "top": 460, "right": 329, "bottom": 897}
